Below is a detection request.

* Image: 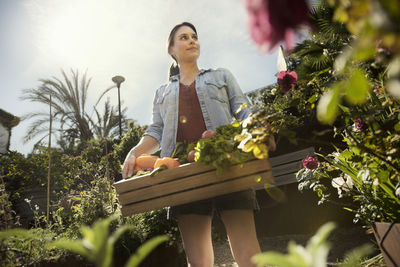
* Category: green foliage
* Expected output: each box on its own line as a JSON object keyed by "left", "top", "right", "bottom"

{"left": 194, "top": 123, "right": 254, "bottom": 175}
{"left": 21, "top": 69, "right": 95, "bottom": 143}
{"left": 89, "top": 98, "right": 128, "bottom": 139}
{"left": 21, "top": 69, "right": 129, "bottom": 150}
{"left": 0, "top": 147, "right": 73, "bottom": 195}
{"left": 53, "top": 175, "right": 119, "bottom": 236}
{"left": 0, "top": 227, "right": 59, "bottom": 267}
{"left": 114, "top": 121, "right": 147, "bottom": 163}
{"left": 253, "top": 222, "right": 372, "bottom": 267}
{"left": 171, "top": 141, "right": 197, "bottom": 164}
{"left": 124, "top": 209, "right": 181, "bottom": 247}
{"left": 297, "top": 80, "right": 400, "bottom": 224}
{"left": 0, "top": 178, "right": 15, "bottom": 229}
{"left": 124, "top": 235, "right": 169, "bottom": 267}
{"left": 50, "top": 215, "right": 141, "bottom": 267}
{"left": 244, "top": 0, "right": 400, "bottom": 230}
{"left": 253, "top": 222, "right": 336, "bottom": 267}
{"left": 340, "top": 244, "right": 374, "bottom": 267}
{"left": 0, "top": 217, "right": 168, "bottom": 267}
{"left": 317, "top": 0, "right": 400, "bottom": 123}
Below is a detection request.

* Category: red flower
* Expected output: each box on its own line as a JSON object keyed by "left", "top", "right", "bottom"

{"left": 244, "top": 0, "right": 310, "bottom": 51}
{"left": 302, "top": 155, "right": 318, "bottom": 170}
{"left": 277, "top": 71, "right": 297, "bottom": 92}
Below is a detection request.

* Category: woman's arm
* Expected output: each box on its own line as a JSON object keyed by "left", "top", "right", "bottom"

{"left": 121, "top": 135, "right": 160, "bottom": 178}
{"left": 222, "top": 68, "right": 276, "bottom": 151}
{"left": 220, "top": 68, "right": 251, "bottom": 120}
{"left": 122, "top": 85, "right": 165, "bottom": 178}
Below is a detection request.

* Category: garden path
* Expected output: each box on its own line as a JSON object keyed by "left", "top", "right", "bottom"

{"left": 213, "top": 226, "right": 380, "bottom": 267}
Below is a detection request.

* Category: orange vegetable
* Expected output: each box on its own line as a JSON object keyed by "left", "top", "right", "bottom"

{"left": 134, "top": 165, "right": 142, "bottom": 171}
{"left": 154, "top": 157, "right": 180, "bottom": 169}
{"left": 135, "top": 155, "right": 159, "bottom": 169}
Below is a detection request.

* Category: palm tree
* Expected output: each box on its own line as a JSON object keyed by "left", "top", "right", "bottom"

{"left": 21, "top": 69, "right": 119, "bottom": 147}
{"left": 89, "top": 98, "right": 128, "bottom": 139}
{"left": 289, "top": 0, "right": 351, "bottom": 80}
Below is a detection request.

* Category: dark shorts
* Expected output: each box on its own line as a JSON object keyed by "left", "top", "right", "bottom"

{"left": 167, "top": 189, "right": 260, "bottom": 220}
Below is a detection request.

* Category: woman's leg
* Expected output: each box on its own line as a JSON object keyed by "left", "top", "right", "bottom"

{"left": 220, "top": 210, "right": 261, "bottom": 267}
{"left": 177, "top": 214, "right": 214, "bottom": 267}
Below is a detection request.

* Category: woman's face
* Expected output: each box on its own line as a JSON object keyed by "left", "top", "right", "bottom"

{"left": 169, "top": 25, "right": 200, "bottom": 64}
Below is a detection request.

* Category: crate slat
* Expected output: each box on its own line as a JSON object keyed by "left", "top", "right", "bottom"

{"left": 121, "top": 170, "right": 274, "bottom": 216}
{"left": 269, "top": 147, "right": 315, "bottom": 167}
{"left": 115, "top": 147, "right": 315, "bottom": 216}
{"left": 118, "top": 158, "right": 272, "bottom": 205}
{"left": 114, "top": 161, "right": 214, "bottom": 194}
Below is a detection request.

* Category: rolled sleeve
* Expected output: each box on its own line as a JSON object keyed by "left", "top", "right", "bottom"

{"left": 222, "top": 68, "right": 251, "bottom": 120}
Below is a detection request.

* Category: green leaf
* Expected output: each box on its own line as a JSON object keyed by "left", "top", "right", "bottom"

{"left": 317, "top": 85, "right": 341, "bottom": 124}
{"left": 264, "top": 184, "right": 286, "bottom": 202}
{"left": 290, "top": 98, "right": 301, "bottom": 107}
{"left": 253, "top": 144, "right": 268, "bottom": 159}
{"left": 394, "top": 122, "right": 400, "bottom": 132}
{"left": 338, "top": 103, "right": 350, "bottom": 114}
{"left": 377, "top": 170, "right": 390, "bottom": 183}
{"left": 231, "top": 120, "right": 240, "bottom": 127}
{"left": 50, "top": 239, "right": 91, "bottom": 259}
{"left": 109, "top": 225, "right": 135, "bottom": 246}
{"left": 354, "top": 45, "right": 376, "bottom": 61}
{"left": 307, "top": 95, "right": 318, "bottom": 104}
{"left": 307, "top": 222, "right": 335, "bottom": 251}
{"left": 105, "top": 225, "right": 135, "bottom": 267}
{"left": 341, "top": 244, "right": 373, "bottom": 267}
{"left": 125, "top": 235, "right": 169, "bottom": 267}
{"left": 235, "top": 102, "right": 248, "bottom": 114}
{"left": 242, "top": 140, "right": 256, "bottom": 153}
{"left": 345, "top": 68, "right": 370, "bottom": 104}
{"left": 252, "top": 252, "right": 304, "bottom": 267}
{"left": 0, "top": 228, "right": 32, "bottom": 241}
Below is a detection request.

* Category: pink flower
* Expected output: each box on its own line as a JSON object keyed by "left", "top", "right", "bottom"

{"left": 354, "top": 118, "right": 367, "bottom": 132}
{"left": 302, "top": 155, "right": 318, "bottom": 170}
{"left": 244, "top": 0, "right": 310, "bottom": 51}
{"left": 277, "top": 71, "right": 297, "bottom": 92}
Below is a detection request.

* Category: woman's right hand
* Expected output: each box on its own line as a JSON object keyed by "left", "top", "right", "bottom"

{"left": 121, "top": 135, "right": 160, "bottom": 179}
{"left": 122, "top": 150, "right": 137, "bottom": 179}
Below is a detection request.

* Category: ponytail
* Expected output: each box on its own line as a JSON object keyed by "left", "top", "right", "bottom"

{"left": 168, "top": 62, "right": 180, "bottom": 79}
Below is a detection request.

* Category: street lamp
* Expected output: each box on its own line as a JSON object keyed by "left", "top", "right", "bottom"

{"left": 112, "top": 75, "right": 125, "bottom": 138}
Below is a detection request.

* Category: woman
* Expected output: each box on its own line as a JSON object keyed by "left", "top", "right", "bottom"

{"left": 122, "top": 22, "right": 272, "bottom": 267}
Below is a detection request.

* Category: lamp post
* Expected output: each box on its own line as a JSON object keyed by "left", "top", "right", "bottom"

{"left": 112, "top": 75, "right": 125, "bottom": 138}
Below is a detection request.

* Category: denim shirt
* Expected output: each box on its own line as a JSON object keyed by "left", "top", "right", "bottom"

{"left": 144, "top": 68, "right": 251, "bottom": 157}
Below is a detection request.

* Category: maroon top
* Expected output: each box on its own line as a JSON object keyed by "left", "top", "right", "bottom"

{"left": 176, "top": 81, "right": 207, "bottom": 143}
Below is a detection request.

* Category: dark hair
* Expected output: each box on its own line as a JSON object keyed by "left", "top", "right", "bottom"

{"left": 167, "top": 22, "right": 197, "bottom": 79}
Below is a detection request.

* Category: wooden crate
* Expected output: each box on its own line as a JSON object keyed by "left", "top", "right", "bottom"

{"left": 114, "top": 147, "right": 314, "bottom": 216}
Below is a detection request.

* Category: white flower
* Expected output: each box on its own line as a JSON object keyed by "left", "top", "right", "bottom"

{"left": 242, "top": 116, "right": 252, "bottom": 128}
{"left": 332, "top": 174, "right": 354, "bottom": 197}
{"left": 237, "top": 132, "right": 252, "bottom": 150}
{"left": 396, "top": 187, "right": 400, "bottom": 198}
{"left": 271, "top": 88, "right": 277, "bottom": 95}
{"left": 358, "top": 169, "right": 371, "bottom": 184}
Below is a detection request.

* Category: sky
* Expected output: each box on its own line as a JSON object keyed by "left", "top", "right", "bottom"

{"left": 0, "top": 0, "right": 281, "bottom": 155}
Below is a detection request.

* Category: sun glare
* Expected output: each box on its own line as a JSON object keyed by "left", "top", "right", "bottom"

{"left": 29, "top": 0, "right": 121, "bottom": 67}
